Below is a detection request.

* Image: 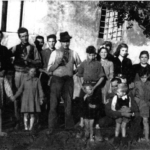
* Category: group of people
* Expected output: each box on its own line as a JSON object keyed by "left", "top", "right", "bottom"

{"left": 0, "top": 27, "right": 150, "bottom": 146}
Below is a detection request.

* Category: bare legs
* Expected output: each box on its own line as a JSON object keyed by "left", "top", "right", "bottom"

{"left": 115, "top": 122, "right": 127, "bottom": 137}
{"left": 84, "top": 119, "right": 94, "bottom": 141}
{"left": 23, "top": 113, "right": 35, "bottom": 131}
{"left": 143, "top": 117, "right": 149, "bottom": 141}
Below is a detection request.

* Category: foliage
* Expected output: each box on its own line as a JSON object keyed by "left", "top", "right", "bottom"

{"left": 98, "top": 1, "right": 150, "bottom": 38}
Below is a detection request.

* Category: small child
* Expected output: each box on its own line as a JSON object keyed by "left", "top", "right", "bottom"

{"left": 83, "top": 83, "right": 100, "bottom": 142}
{"left": 134, "top": 71, "right": 150, "bottom": 142}
{"left": 13, "top": 66, "right": 44, "bottom": 131}
{"left": 111, "top": 83, "right": 131, "bottom": 138}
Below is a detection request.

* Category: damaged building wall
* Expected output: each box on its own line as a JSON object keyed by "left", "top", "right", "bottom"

{"left": 1, "top": 1, "right": 150, "bottom": 97}
{"left": 2, "top": 1, "right": 101, "bottom": 61}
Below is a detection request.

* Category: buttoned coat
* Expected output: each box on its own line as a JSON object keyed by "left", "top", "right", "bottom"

{"left": 14, "top": 76, "right": 44, "bottom": 113}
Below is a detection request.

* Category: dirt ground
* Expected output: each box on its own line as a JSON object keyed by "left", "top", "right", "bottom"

{"left": 1, "top": 100, "right": 150, "bottom": 150}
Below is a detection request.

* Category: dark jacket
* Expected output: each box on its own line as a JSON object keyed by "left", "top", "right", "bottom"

{"left": 105, "top": 91, "right": 139, "bottom": 119}
{"left": 0, "top": 45, "right": 11, "bottom": 77}
{"left": 10, "top": 43, "right": 41, "bottom": 71}
{"left": 132, "top": 63, "right": 150, "bottom": 81}
{"left": 114, "top": 57, "right": 132, "bottom": 83}
{"left": 41, "top": 48, "right": 54, "bottom": 69}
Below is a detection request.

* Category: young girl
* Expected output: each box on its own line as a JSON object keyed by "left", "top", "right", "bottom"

{"left": 111, "top": 83, "right": 131, "bottom": 138}
{"left": 113, "top": 43, "right": 132, "bottom": 84}
{"left": 134, "top": 71, "right": 150, "bottom": 142}
{"left": 98, "top": 47, "right": 114, "bottom": 103}
{"left": 13, "top": 66, "right": 44, "bottom": 131}
{"left": 83, "top": 83, "right": 100, "bottom": 142}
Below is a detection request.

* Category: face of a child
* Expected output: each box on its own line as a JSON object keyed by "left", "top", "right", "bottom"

{"left": 117, "top": 89, "right": 126, "bottom": 97}
{"left": 85, "top": 86, "right": 93, "bottom": 95}
{"left": 29, "top": 68, "right": 36, "bottom": 77}
{"left": 87, "top": 53, "right": 95, "bottom": 61}
{"left": 140, "top": 75, "right": 148, "bottom": 83}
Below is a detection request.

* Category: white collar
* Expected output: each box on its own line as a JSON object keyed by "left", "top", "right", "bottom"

{"left": 122, "top": 95, "right": 128, "bottom": 100}
{"left": 118, "top": 56, "right": 123, "bottom": 62}
{"left": 141, "top": 63, "right": 147, "bottom": 67}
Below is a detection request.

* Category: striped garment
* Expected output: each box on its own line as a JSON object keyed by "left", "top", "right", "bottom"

{"left": 0, "top": 77, "right": 13, "bottom": 108}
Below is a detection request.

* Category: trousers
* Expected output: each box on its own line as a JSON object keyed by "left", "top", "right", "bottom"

{"left": 48, "top": 76, "right": 74, "bottom": 130}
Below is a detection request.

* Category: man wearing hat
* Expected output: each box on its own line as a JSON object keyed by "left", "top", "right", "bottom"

{"left": 47, "top": 31, "right": 81, "bottom": 134}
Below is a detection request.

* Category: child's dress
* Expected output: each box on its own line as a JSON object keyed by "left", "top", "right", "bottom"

{"left": 83, "top": 94, "right": 99, "bottom": 120}
{"left": 14, "top": 75, "right": 44, "bottom": 113}
{"left": 0, "top": 77, "right": 13, "bottom": 108}
{"left": 134, "top": 80, "right": 150, "bottom": 117}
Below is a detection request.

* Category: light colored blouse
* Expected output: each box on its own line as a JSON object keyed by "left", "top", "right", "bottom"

{"left": 100, "top": 59, "right": 114, "bottom": 80}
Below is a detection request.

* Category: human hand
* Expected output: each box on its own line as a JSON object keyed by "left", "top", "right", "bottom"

{"left": 56, "top": 58, "right": 63, "bottom": 65}
{"left": 121, "top": 112, "right": 132, "bottom": 118}
{"left": 10, "top": 96, "right": 15, "bottom": 102}
{"left": 104, "top": 99, "right": 109, "bottom": 104}
{"left": 89, "top": 104, "right": 96, "bottom": 109}
{"left": 40, "top": 100, "right": 43, "bottom": 105}
{"left": 120, "top": 106, "right": 131, "bottom": 113}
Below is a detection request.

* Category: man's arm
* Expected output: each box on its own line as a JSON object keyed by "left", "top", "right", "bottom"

{"left": 26, "top": 45, "right": 41, "bottom": 67}
{"left": 92, "top": 77, "right": 104, "bottom": 92}
{"left": 129, "top": 90, "right": 140, "bottom": 117}
{"left": 47, "top": 51, "right": 63, "bottom": 72}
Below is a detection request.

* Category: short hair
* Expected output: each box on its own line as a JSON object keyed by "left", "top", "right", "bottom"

{"left": 139, "top": 50, "right": 149, "bottom": 59}
{"left": 47, "top": 34, "right": 56, "bottom": 41}
{"left": 114, "top": 43, "right": 128, "bottom": 57}
{"left": 86, "top": 45, "right": 96, "bottom": 54}
{"left": 0, "top": 30, "right": 3, "bottom": 38}
{"left": 102, "top": 41, "right": 112, "bottom": 50}
{"left": 111, "top": 77, "right": 122, "bottom": 84}
{"left": 35, "top": 35, "right": 44, "bottom": 41}
{"left": 17, "top": 27, "right": 28, "bottom": 36}
{"left": 117, "top": 83, "right": 128, "bottom": 93}
{"left": 28, "top": 65, "right": 37, "bottom": 72}
{"left": 138, "top": 69, "right": 149, "bottom": 77}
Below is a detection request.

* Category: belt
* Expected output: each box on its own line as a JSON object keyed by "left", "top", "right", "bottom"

{"left": 15, "top": 66, "right": 28, "bottom": 73}
{"left": 83, "top": 80, "right": 97, "bottom": 86}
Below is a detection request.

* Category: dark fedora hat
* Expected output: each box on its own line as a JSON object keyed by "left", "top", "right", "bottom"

{"left": 59, "top": 31, "right": 72, "bottom": 42}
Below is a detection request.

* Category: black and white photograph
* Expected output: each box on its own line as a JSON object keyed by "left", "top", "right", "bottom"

{"left": 0, "top": 0, "right": 150, "bottom": 150}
